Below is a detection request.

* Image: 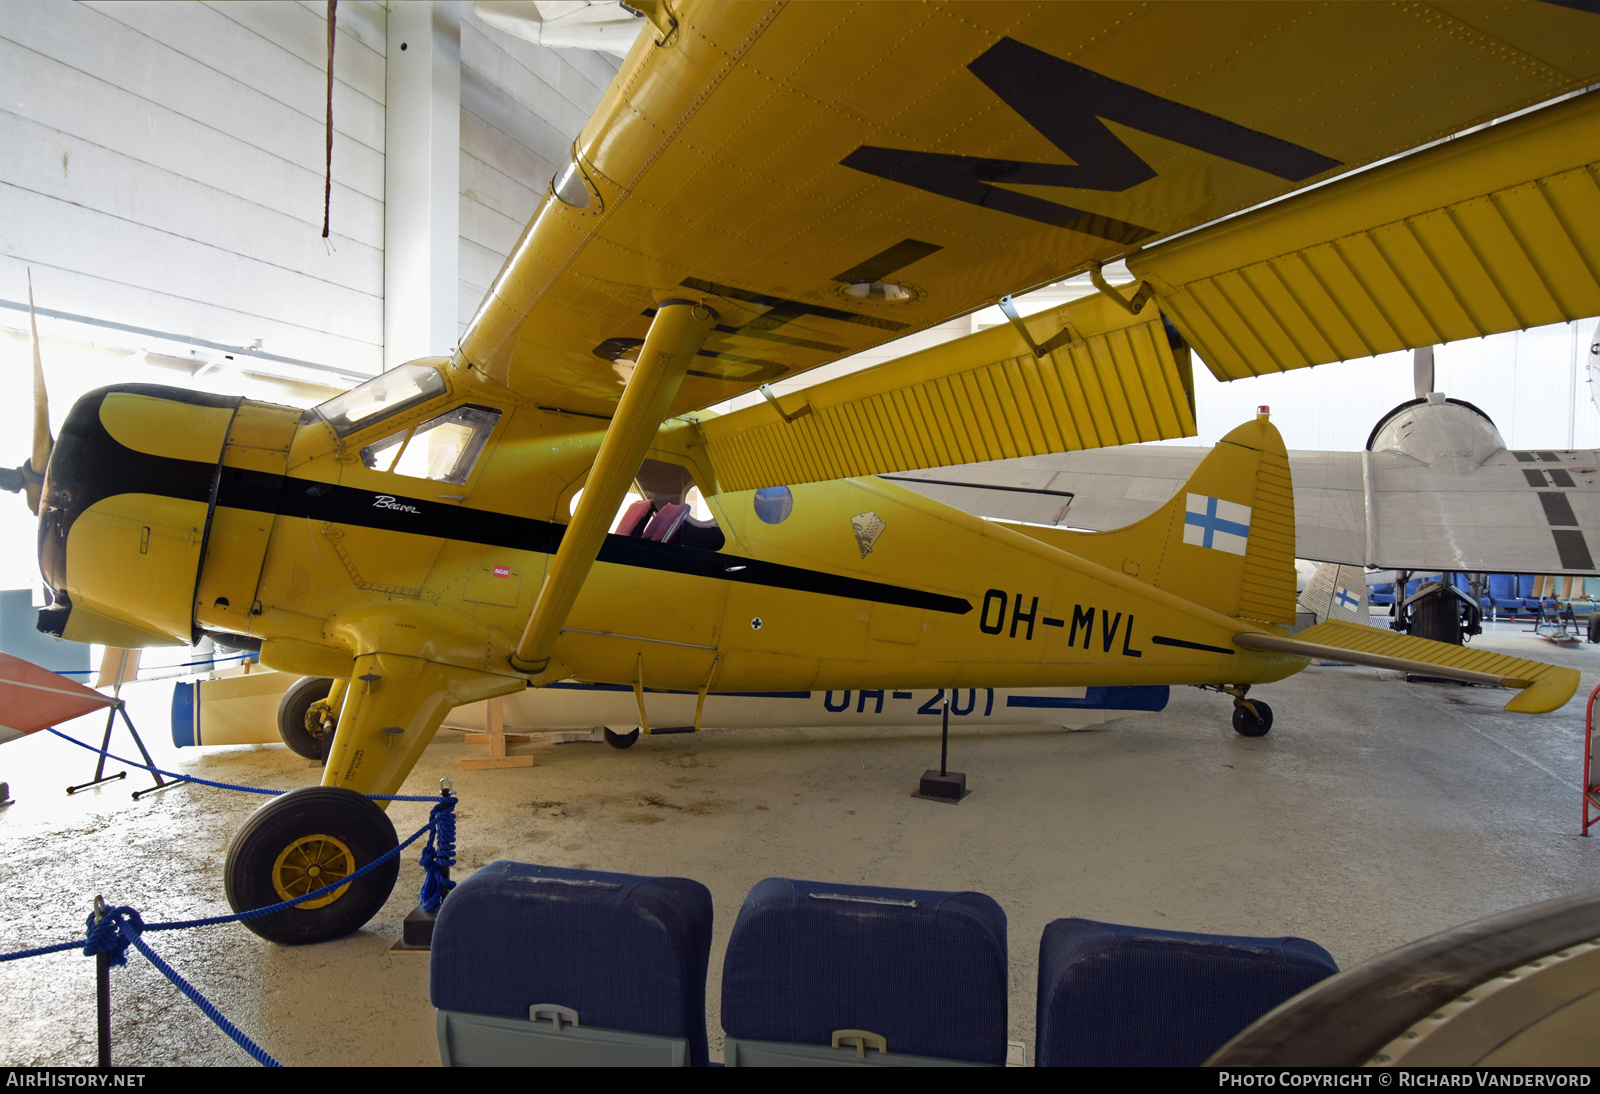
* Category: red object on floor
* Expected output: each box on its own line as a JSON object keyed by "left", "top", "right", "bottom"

{"left": 0, "top": 651, "right": 112, "bottom": 735}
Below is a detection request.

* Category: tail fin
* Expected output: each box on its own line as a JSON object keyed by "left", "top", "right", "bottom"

{"left": 1010, "top": 412, "right": 1298, "bottom": 627}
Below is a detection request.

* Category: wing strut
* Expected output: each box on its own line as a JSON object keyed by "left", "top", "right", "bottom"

{"left": 511, "top": 299, "right": 717, "bottom": 675}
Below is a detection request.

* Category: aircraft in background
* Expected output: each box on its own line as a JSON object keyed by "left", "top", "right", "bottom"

{"left": 173, "top": 667, "right": 1170, "bottom": 755}
{"left": 10, "top": 3, "right": 1598, "bottom": 944}
{"left": 893, "top": 347, "right": 1600, "bottom": 583}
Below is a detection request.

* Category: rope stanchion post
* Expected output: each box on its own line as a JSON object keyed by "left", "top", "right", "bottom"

{"left": 396, "top": 778, "right": 457, "bottom": 953}
{"left": 3, "top": 725, "right": 467, "bottom": 1061}
{"left": 93, "top": 896, "right": 110, "bottom": 1068}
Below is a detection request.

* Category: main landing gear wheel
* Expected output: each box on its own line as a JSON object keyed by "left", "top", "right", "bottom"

{"left": 278, "top": 676, "right": 335, "bottom": 761}
{"left": 604, "top": 727, "right": 641, "bottom": 750}
{"left": 1232, "top": 700, "right": 1274, "bottom": 738}
{"left": 225, "top": 786, "right": 399, "bottom": 945}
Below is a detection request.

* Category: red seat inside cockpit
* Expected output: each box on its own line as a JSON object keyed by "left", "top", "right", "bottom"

{"left": 615, "top": 499, "right": 654, "bottom": 538}
{"left": 642, "top": 502, "right": 690, "bottom": 543}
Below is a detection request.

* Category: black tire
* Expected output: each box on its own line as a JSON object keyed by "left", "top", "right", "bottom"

{"left": 1410, "top": 588, "right": 1461, "bottom": 644}
{"left": 604, "top": 726, "right": 641, "bottom": 750}
{"left": 1232, "top": 700, "right": 1273, "bottom": 737}
{"left": 225, "top": 786, "right": 399, "bottom": 945}
{"left": 278, "top": 676, "right": 334, "bottom": 761}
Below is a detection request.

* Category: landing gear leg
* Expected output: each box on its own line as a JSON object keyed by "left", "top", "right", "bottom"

{"left": 230, "top": 648, "right": 520, "bottom": 943}
{"left": 1221, "top": 685, "right": 1274, "bottom": 737}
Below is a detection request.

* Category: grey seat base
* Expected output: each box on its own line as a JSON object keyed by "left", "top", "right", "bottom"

{"left": 438, "top": 1009, "right": 690, "bottom": 1066}
{"left": 723, "top": 1036, "right": 995, "bottom": 1067}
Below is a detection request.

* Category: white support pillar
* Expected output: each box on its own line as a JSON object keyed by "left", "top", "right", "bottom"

{"left": 384, "top": 1, "right": 461, "bottom": 370}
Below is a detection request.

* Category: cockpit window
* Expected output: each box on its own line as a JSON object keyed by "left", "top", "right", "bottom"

{"left": 316, "top": 363, "right": 446, "bottom": 437}
{"left": 359, "top": 405, "right": 501, "bottom": 485}
{"left": 567, "top": 458, "right": 726, "bottom": 550}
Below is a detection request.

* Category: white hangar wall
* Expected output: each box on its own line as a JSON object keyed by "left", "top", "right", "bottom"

{"left": 0, "top": 0, "right": 390, "bottom": 374}
{"left": 0, "top": 0, "right": 618, "bottom": 594}
{"left": 0, "top": 0, "right": 617, "bottom": 380}
{"left": 458, "top": 3, "right": 620, "bottom": 337}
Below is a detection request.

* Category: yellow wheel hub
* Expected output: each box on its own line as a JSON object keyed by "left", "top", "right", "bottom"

{"left": 271, "top": 834, "right": 355, "bottom": 909}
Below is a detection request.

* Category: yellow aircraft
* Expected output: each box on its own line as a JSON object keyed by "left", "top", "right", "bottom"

{"left": 15, "top": 2, "right": 1600, "bottom": 944}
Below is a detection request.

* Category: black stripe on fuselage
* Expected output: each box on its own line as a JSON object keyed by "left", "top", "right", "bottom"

{"left": 221, "top": 472, "right": 972, "bottom": 615}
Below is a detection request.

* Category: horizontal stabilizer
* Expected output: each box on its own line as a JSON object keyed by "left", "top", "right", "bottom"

{"left": 1234, "top": 620, "right": 1578, "bottom": 713}
{"left": 1130, "top": 91, "right": 1600, "bottom": 381}
{"left": 700, "top": 293, "right": 1194, "bottom": 492}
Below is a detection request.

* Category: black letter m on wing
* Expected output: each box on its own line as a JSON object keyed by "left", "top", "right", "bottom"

{"left": 841, "top": 38, "right": 1341, "bottom": 244}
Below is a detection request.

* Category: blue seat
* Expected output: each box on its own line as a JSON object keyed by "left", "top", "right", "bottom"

{"left": 721, "top": 878, "right": 1008, "bottom": 1066}
{"left": 1488, "top": 573, "right": 1523, "bottom": 618}
{"left": 1516, "top": 574, "right": 1555, "bottom": 614}
{"left": 1035, "top": 918, "right": 1338, "bottom": 1067}
{"left": 430, "top": 861, "right": 714, "bottom": 1066}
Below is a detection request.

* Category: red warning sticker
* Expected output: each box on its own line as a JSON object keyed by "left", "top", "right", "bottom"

{"left": 493, "top": 566, "right": 511, "bottom": 578}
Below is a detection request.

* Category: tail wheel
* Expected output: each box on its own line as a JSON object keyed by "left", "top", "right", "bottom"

{"left": 225, "top": 786, "right": 399, "bottom": 944}
{"left": 278, "top": 676, "right": 335, "bottom": 761}
{"left": 1232, "top": 700, "right": 1274, "bottom": 738}
{"left": 604, "top": 726, "right": 641, "bottom": 750}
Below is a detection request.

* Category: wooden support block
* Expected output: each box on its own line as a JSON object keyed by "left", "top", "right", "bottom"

{"left": 464, "top": 733, "right": 533, "bottom": 744}
{"left": 461, "top": 697, "right": 533, "bottom": 770}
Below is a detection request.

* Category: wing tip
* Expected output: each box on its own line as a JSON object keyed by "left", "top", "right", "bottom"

{"left": 1503, "top": 666, "right": 1582, "bottom": 714}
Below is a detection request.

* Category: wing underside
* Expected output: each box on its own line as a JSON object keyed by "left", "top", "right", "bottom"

{"left": 453, "top": 1, "right": 1600, "bottom": 421}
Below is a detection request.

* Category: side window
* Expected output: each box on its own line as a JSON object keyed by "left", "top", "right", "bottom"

{"left": 358, "top": 405, "right": 501, "bottom": 485}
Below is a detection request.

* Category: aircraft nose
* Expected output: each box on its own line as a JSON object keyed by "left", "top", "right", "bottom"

{"left": 33, "top": 384, "right": 244, "bottom": 646}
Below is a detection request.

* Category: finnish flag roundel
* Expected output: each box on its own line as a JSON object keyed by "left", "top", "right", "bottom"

{"left": 1183, "top": 493, "right": 1251, "bottom": 555}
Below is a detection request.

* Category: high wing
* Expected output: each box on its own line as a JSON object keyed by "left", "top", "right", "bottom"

{"left": 890, "top": 444, "right": 1600, "bottom": 575}
{"left": 454, "top": 1, "right": 1600, "bottom": 423}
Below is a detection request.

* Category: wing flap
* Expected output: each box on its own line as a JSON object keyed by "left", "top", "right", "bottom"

{"left": 698, "top": 293, "right": 1194, "bottom": 491}
{"left": 1235, "top": 620, "right": 1578, "bottom": 713}
{"left": 1130, "top": 91, "right": 1600, "bottom": 381}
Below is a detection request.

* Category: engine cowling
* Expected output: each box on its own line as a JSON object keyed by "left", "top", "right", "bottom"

{"left": 1365, "top": 392, "right": 1503, "bottom": 476}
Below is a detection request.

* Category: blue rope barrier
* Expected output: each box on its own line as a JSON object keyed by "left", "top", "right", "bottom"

{"left": 0, "top": 938, "right": 84, "bottom": 963}
{"left": 0, "top": 804, "right": 453, "bottom": 1065}
{"left": 55, "top": 651, "right": 258, "bottom": 677}
{"left": 418, "top": 797, "right": 457, "bottom": 913}
{"left": 82, "top": 905, "right": 280, "bottom": 1066}
{"left": 127, "top": 932, "right": 280, "bottom": 1066}
{"left": 4, "top": 729, "right": 465, "bottom": 1065}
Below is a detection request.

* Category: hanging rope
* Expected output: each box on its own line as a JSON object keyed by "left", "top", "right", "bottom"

{"left": 323, "top": 0, "right": 338, "bottom": 239}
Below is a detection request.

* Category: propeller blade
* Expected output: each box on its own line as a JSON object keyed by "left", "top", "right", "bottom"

{"left": 25, "top": 269, "right": 52, "bottom": 515}
{"left": 1413, "top": 344, "right": 1435, "bottom": 400}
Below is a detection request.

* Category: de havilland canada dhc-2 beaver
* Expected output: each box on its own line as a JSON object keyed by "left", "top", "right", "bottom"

{"left": 10, "top": 2, "right": 1599, "bottom": 943}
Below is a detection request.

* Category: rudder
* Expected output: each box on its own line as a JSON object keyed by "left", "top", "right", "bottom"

{"left": 1010, "top": 412, "right": 1298, "bottom": 627}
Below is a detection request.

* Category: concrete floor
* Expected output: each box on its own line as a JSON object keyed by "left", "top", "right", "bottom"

{"left": 1, "top": 621, "right": 1597, "bottom": 1067}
